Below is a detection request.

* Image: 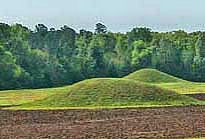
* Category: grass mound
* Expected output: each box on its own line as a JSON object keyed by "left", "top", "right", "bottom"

{"left": 20, "top": 78, "right": 200, "bottom": 109}
{"left": 124, "top": 68, "right": 186, "bottom": 83}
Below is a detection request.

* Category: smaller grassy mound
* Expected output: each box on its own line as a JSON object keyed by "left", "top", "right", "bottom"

{"left": 124, "top": 68, "right": 186, "bottom": 83}
{"left": 19, "top": 78, "right": 201, "bottom": 109}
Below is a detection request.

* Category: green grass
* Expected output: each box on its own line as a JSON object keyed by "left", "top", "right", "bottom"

{"left": 124, "top": 68, "right": 186, "bottom": 83}
{"left": 1, "top": 68, "right": 205, "bottom": 110}
{"left": 124, "top": 68, "right": 205, "bottom": 94}
{"left": 14, "top": 78, "right": 203, "bottom": 109}
{"left": 0, "top": 87, "right": 69, "bottom": 106}
{"left": 156, "top": 82, "right": 205, "bottom": 94}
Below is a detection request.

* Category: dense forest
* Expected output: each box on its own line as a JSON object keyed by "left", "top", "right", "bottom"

{"left": 0, "top": 22, "right": 205, "bottom": 90}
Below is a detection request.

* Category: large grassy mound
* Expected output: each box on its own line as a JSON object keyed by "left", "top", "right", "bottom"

{"left": 124, "top": 68, "right": 186, "bottom": 83}
{"left": 19, "top": 78, "right": 200, "bottom": 109}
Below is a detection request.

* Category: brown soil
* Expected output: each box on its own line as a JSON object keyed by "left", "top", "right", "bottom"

{"left": 0, "top": 106, "right": 205, "bottom": 139}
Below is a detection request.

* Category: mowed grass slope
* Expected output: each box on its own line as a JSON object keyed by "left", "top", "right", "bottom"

{"left": 157, "top": 82, "right": 205, "bottom": 94}
{"left": 1, "top": 68, "right": 205, "bottom": 110}
{"left": 17, "top": 78, "right": 202, "bottom": 109}
{"left": 124, "top": 68, "right": 205, "bottom": 94}
{"left": 0, "top": 87, "right": 69, "bottom": 107}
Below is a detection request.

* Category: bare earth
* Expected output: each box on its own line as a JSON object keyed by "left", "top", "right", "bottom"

{"left": 1, "top": 106, "right": 205, "bottom": 139}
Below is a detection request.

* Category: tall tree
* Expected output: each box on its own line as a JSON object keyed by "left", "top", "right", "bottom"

{"left": 151, "top": 38, "right": 180, "bottom": 74}
{"left": 95, "top": 23, "right": 107, "bottom": 34}
{"left": 131, "top": 40, "right": 151, "bottom": 69}
{"left": 195, "top": 32, "right": 205, "bottom": 57}
{"left": 127, "top": 27, "right": 152, "bottom": 45}
{"left": 0, "top": 46, "right": 23, "bottom": 89}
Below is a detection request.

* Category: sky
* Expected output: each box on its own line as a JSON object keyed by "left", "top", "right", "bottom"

{"left": 0, "top": 0, "right": 205, "bottom": 32}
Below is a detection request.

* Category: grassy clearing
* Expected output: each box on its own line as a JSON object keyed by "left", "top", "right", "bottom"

{"left": 15, "top": 78, "right": 203, "bottom": 109}
{"left": 124, "top": 68, "right": 205, "bottom": 94}
{"left": 1, "top": 68, "right": 205, "bottom": 110}
{"left": 156, "top": 82, "right": 205, "bottom": 94}
{"left": 0, "top": 87, "right": 69, "bottom": 106}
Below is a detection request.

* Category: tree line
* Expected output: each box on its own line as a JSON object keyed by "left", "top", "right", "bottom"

{"left": 0, "top": 22, "right": 205, "bottom": 90}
